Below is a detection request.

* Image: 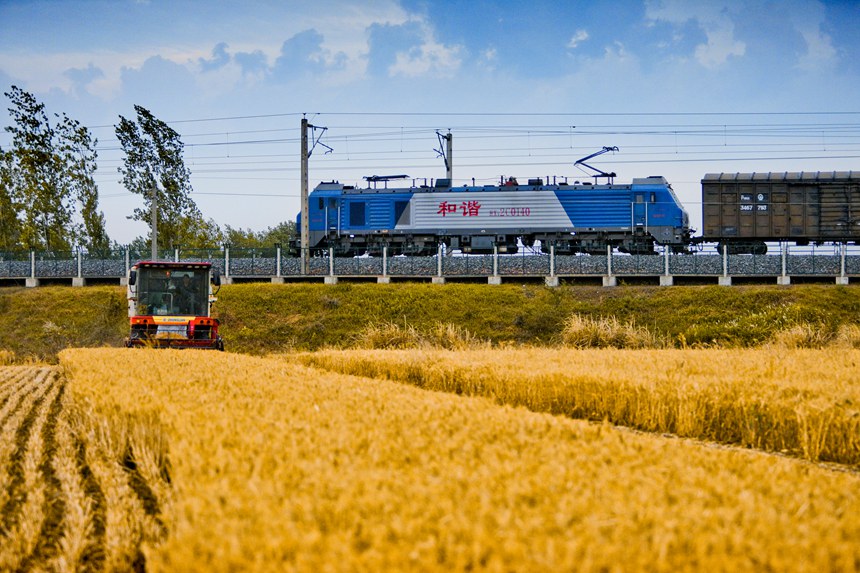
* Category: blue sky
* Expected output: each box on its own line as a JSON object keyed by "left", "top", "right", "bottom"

{"left": 1, "top": 0, "right": 859, "bottom": 244}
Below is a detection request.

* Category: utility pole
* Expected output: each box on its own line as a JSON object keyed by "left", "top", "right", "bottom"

{"left": 300, "top": 117, "right": 309, "bottom": 274}
{"left": 299, "top": 117, "right": 331, "bottom": 274}
{"left": 436, "top": 130, "right": 453, "bottom": 181}
{"left": 150, "top": 177, "right": 158, "bottom": 261}
{"left": 446, "top": 131, "right": 453, "bottom": 181}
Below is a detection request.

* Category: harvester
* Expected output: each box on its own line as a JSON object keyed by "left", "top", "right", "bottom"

{"left": 125, "top": 261, "right": 224, "bottom": 350}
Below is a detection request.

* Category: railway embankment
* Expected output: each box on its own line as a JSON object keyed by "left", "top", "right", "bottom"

{"left": 1, "top": 282, "right": 860, "bottom": 362}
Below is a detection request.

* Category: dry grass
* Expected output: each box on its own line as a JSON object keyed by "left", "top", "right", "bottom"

{"left": 55, "top": 348, "right": 860, "bottom": 572}
{"left": 352, "top": 321, "right": 490, "bottom": 350}
{"left": 297, "top": 347, "right": 860, "bottom": 466}
{"left": 559, "top": 314, "right": 667, "bottom": 348}
{"left": 0, "top": 350, "right": 14, "bottom": 365}
{"left": 770, "top": 322, "right": 860, "bottom": 349}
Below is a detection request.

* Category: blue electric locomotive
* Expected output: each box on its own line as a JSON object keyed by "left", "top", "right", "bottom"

{"left": 295, "top": 175, "right": 691, "bottom": 256}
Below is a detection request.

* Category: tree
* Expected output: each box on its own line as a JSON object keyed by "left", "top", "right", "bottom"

{"left": 5, "top": 86, "right": 69, "bottom": 250}
{"left": 0, "top": 147, "right": 21, "bottom": 251}
{"left": 260, "top": 220, "right": 296, "bottom": 247}
{"left": 115, "top": 105, "right": 203, "bottom": 250}
{"left": 56, "top": 115, "right": 110, "bottom": 252}
{"left": 2, "top": 85, "right": 109, "bottom": 251}
{"left": 223, "top": 220, "right": 296, "bottom": 249}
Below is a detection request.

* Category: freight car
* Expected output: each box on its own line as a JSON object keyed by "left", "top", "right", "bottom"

{"left": 702, "top": 172, "right": 860, "bottom": 254}
{"left": 293, "top": 175, "right": 692, "bottom": 256}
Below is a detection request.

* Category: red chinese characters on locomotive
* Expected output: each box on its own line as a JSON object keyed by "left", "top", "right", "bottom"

{"left": 438, "top": 200, "right": 481, "bottom": 217}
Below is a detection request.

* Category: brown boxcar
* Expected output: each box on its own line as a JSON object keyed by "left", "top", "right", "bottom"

{"left": 702, "top": 172, "right": 860, "bottom": 253}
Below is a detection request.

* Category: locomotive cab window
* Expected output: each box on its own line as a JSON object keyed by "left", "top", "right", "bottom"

{"left": 650, "top": 192, "right": 656, "bottom": 203}
{"left": 635, "top": 194, "right": 644, "bottom": 203}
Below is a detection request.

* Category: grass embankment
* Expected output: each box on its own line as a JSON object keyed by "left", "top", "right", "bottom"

{"left": 0, "top": 286, "right": 126, "bottom": 361}
{"left": 218, "top": 282, "right": 860, "bottom": 352}
{"left": 58, "top": 348, "right": 860, "bottom": 572}
{"left": 3, "top": 283, "right": 860, "bottom": 359}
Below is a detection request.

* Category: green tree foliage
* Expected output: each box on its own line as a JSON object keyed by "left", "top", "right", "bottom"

{"left": 0, "top": 148, "right": 21, "bottom": 250}
{"left": 1, "top": 86, "right": 109, "bottom": 251}
{"left": 56, "top": 115, "right": 110, "bottom": 252}
{"left": 115, "top": 105, "right": 211, "bottom": 249}
{"left": 261, "top": 220, "right": 296, "bottom": 247}
{"left": 223, "top": 220, "right": 296, "bottom": 249}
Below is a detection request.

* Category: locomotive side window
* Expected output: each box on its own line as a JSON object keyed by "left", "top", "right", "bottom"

{"left": 349, "top": 201, "right": 366, "bottom": 226}
{"left": 318, "top": 198, "right": 324, "bottom": 209}
{"left": 394, "top": 200, "right": 410, "bottom": 225}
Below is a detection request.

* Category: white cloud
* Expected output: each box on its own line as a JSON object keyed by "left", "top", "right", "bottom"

{"left": 567, "top": 29, "right": 589, "bottom": 49}
{"left": 785, "top": 1, "right": 837, "bottom": 71}
{"left": 796, "top": 27, "right": 836, "bottom": 71}
{"left": 694, "top": 22, "right": 745, "bottom": 68}
{"left": 645, "top": 1, "right": 745, "bottom": 68}
{"left": 0, "top": 1, "right": 414, "bottom": 98}
{"left": 387, "top": 22, "right": 463, "bottom": 78}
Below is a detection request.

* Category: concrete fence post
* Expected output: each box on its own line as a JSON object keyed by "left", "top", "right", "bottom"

{"left": 73, "top": 248, "right": 86, "bottom": 287}
{"left": 432, "top": 243, "right": 445, "bottom": 284}
{"left": 719, "top": 244, "right": 732, "bottom": 286}
{"left": 437, "top": 244, "right": 443, "bottom": 277}
{"left": 838, "top": 243, "right": 849, "bottom": 285}
{"left": 26, "top": 250, "right": 39, "bottom": 287}
{"left": 660, "top": 245, "right": 673, "bottom": 286}
{"left": 489, "top": 245, "right": 501, "bottom": 285}
{"left": 603, "top": 244, "right": 616, "bottom": 287}
{"left": 778, "top": 242, "right": 790, "bottom": 285}
{"left": 324, "top": 247, "right": 338, "bottom": 285}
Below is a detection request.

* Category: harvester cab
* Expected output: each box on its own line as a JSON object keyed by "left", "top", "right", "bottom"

{"left": 125, "top": 261, "right": 224, "bottom": 350}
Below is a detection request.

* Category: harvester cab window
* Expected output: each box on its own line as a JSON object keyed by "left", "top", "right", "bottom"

{"left": 170, "top": 272, "right": 205, "bottom": 315}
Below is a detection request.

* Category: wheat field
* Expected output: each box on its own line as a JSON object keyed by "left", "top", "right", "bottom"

{"left": 0, "top": 365, "right": 166, "bottom": 572}
{"left": 20, "top": 348, "right": 853, "bottom": 571}
{"left": 297, "top": 347, "right": 860, "bottom": 466}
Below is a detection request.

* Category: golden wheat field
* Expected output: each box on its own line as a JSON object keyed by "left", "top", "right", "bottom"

{"left": 0, "top": 365, "right": 165, "bottom": 572}
{"left": 298, "top": 347, "right": 860, "bottom": 466}
{"left": 0, "top": 347, "right": 846, "bottom": 572}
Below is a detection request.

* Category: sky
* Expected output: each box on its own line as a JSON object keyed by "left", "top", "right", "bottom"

{"left": 1, "top": 0, "right": 859, "bottom": 245}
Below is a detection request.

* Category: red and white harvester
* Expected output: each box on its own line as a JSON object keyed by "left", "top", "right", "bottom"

{"left": 125, "top": 260, "right": 224, "bottom": 350}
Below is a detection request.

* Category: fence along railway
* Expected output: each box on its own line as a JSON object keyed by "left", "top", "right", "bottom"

{"left": 2, "top": 242, "right": 859, "bottom": 288}
{"left": 0, "top": 366, "right": 168, "bottom": 571}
